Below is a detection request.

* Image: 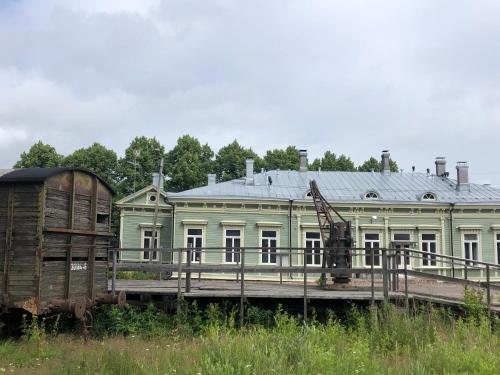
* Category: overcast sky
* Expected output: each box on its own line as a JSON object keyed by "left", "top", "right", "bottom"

{"left": 1, "top": 0, "right": 500, "bottom": 185}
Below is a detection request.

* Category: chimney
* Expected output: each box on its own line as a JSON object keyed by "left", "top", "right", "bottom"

{"left": 456, "top": 161, "right": 469, "bottom": 191}
{"left": 435, "top": 157, "right": 447, "bottom": 177}
{"left": 299, "top": 150, "right": 308, "bottom": 173}
{"left": 245, "top": 159, "right": 254, "bottom": 185}
{"left": 381, "top": 150, "right": 391, "bottom": 175}
{"left": 152, "top": 173, "right": 163, "bottom": 189}
{"left": 207, "top": 174, "right": 216, "bottom": 186}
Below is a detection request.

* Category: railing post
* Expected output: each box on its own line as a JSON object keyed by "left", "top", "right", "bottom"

{"left": 382, "top": 249, "right": 389, "bottom": 303}
{"left": 486, "top": 265, "right": 491, "bottom": 314}
{"left": 279, "top": 252, "right": 283, "bottom": 285}
{"left": 112, "top": 248, "right": 117, "bottom": 297}
{"left": 240, "top": 247, "right": 245, "bottom": 327}
{"left": 370, "top": 247, "right": 375, "bottom": 305}
{"left": 186, "top": 247, "right": 191, "bottom": 293}
{"left": 303, "top": 249, "right": 308, "bottom": 322}
{"left": 177, "top": 248, "right": 183, "bottom": 315}
{"left": 464, "top": 262, "right": 468, "bottom": 281}
{"left": 404, "top": 252, "right": 409, "bottom": 312}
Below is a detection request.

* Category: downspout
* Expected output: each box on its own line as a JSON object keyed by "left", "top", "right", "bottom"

{"left": 170, "top": 202, "right": 176, "bottom": 263}
{"left": 289, "top": 199, "right": 293, "bottom": 279}
{"left": 449, "top": 203, "right": 455, "bottom": 278}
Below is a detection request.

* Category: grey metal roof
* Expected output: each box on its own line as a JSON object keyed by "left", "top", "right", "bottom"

{"left": 168, "top": 170, "right": 500, "bottom": 204}
{"left": 0, "top": 167, "right": 115, "bottom": 193}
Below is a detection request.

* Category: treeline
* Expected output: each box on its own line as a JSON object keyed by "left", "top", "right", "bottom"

{"left": 14, "top": 135, "right": 398, "bottom": 196}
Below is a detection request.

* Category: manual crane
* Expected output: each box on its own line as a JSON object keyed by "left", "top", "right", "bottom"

{"left": 309, "top": 180, "right": 353, "bottom": 284}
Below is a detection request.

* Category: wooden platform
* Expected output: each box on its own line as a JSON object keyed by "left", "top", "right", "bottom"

{"left": 110, "top": 278, "right": 500, "bottom": 312}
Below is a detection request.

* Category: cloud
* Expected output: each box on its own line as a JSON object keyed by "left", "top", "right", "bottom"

{"left": 1, "top": 1, "right": 500, "bottom": 185}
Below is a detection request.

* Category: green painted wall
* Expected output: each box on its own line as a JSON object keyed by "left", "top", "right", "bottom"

{"left": 118, "top": 199, "right": 500, "bottom": 280}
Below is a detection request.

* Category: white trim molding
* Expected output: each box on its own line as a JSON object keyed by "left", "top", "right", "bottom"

{"left": 220, "top": 220, "right": 246, "bottom": 226}
{"left": 182, "top": 219, "right": 208, "bottom": 225}
{"left": 138, "top": 223, "right": 163, "bottom": 228}
{"left": 256, "top": 221, "right": 283, "bottom": 227}
{"left": 456, "top": 225, "right": 484, "bottom": 231}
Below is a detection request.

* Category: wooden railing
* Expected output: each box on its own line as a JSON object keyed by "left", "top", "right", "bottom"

{"left": 109, "top": 247, "right": 500, "bottom": 324}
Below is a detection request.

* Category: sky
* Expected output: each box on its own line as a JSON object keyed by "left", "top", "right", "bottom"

{"left": 1, "top": 0, "right": 500, "bottom": 185}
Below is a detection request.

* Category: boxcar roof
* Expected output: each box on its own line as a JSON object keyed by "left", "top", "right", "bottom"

{"left": 0, "top": 167, "right": 115, "bottom": 193}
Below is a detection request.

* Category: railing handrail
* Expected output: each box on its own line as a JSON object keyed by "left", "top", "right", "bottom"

{"left": 110, "top": 246, "right": 500, "bottom": 271}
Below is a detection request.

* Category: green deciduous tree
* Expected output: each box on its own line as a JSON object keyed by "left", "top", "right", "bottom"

{"left": 118, "top": 137, "right": 165, "bottom": 196}
{"left": 63, "top": 143, "right": 118, "bottom": 186}
{"left": 358, "top": 157, "right": 399, "bottom": 172}
{"left": 309, "top": 151, "right": 356, "bottom": 171}
{"left": 263, "top": 146, "right": 300, "bottom": 171}
{"left": 14, "top": 141, "right": 63, "bottom": 168}
{"left": 165, "top": 135, "right": 214, "bottom": 192}
{"left": 215, "top": 141, "right": 263, "bottom": 181}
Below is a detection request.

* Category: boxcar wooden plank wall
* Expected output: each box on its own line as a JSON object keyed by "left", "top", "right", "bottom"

{"left": 1, "top": 168, "right": 114, "bottom": 316}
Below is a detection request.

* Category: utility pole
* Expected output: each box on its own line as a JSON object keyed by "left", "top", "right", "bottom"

{"left": 149, "top": 156, "right": 164, "bottom": 264}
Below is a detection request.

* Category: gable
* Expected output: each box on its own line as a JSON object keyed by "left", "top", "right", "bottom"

{"left": 116, "top": 185, "right": 169, "bottom": 207}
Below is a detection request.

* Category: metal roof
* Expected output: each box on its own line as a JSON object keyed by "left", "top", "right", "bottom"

{"left": 168, "top": 170, "right": 500, "bottom": 204}
{"left": 0, "top": 167, "right": 115, "bottom": 193}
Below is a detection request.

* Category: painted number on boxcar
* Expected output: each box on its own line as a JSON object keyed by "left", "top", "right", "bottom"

{"left": 71, "top": 262, "right": 88, "bottom": 271}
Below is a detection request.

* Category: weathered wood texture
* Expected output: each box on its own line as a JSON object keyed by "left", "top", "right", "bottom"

{"left": 1, "top": 169, "right": 113, "bottom": 315}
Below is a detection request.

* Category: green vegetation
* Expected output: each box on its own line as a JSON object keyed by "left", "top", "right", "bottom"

{"left": 1, "top": 299, "right": 499, "bottom": 374}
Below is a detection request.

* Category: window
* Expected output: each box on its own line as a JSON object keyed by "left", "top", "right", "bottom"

{"left": 421, "top": 192, "right": 436, "bottom": 201}
{"left": 393, "top": 233, "right": 411, "bottom": 267}
{"left": 261, "top": 230, "right": 277, "bottom": 264}
{"left": 421, "top": 233, "right": 437, "bottom": 266}
{"left": 187, "top": 228, "right": 203, "bottom": 262}
{"left": 225, "top": 229, "right": 241, "bottom": 263}
{"left": 364, "top": 191, "right": 379, "bottom": 200}
{"left": 142, "top": 229, "right": 159, "bottom": 261}
{"left": 497, "top": 234, "right": 500, "bottom": 265}
{"left": 146, "top": 192, "right": 159, "bottom": 205}
{"left": 305, "top": 232, "right": 322, "bottom": 265}
{"left": 364, "top": 233, "right": 380, "bottom": 266}
{"left": 305, "top": 191, "right": 312, "bottom": 198}
{"left": 464, "top": 233, "right": 479, "bottom": 265}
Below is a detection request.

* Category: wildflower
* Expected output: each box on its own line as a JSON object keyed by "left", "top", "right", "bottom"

{"left": 1, "top": 368, "right": 6, "bottom": 372}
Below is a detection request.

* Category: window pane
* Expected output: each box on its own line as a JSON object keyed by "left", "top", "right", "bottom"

{"left": 464, "top": 234, "right": 477, "bottom": 241}
{"left": 422, "top": 234, "right": 436, "bottom": 241}
{"left": 365, "top": 233, "right": 379, "bottom": 240}
{"left": 144, "top": 230, "right": 152, "bottom": 237}
{"left": 394, "top": 233, "right": 410, "bottom": 241}
{"left": 188, "top": 229, "right": 202, "bottom": 235}
{"left": 497, "top": 234, "right": 500, "bottom": 241}
{"left": 226, "top": 238, "right": 232, "bottom": 248}
{"left": 234, "top": 238, "right": 240, "bottom": 247}
{"left": 306, "top": 232, "right": 320, "bottom": 239}
{"left": 226, "top": 229, "right": 240, "bottom": 237}
{"left": 195, "top": 238, "right": 202, "bottom": 247}
{"left": 270, "top": 239, "right": 277, "bottom": 247}
{"left": 262, "top": 230, "right": 276, "bottom": 238}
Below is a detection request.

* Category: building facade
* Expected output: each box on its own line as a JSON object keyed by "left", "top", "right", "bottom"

{"left": 117, "top": 151, "right": 500, "bottom": 280}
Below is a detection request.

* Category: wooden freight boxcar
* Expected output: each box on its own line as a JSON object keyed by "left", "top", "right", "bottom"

{"left": 0, "top": 167, "right": 122, "bottom": 320}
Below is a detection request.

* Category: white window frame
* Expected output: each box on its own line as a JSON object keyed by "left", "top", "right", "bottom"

{"left": 140, "top": 227, "right": 160, "bottom": 261}
{"left": 222, "top": 226, "right": 244, "bottom": 264}
{"left": 392, "top": 232, "right": 411, "bottom": 268}
{"left": 303, "top": 230, "right": 323, "bottom": 266}
{"left": 420, "top": 232, "right": 438, "bottom": 268}
{"left": 495, "top": 232, "right": 500, "bottom": 265}
{"left": 363, "top": 232, "right": 381, "bottom": 268}
{"left": 259, "top": 228, "right": 280, "bottom": 265}
{"left": 184, "top": 226, "right": 205, "bottom": 263}
{"left": 462, "top": 231, "right": 481, "bottom": 265}
{"left": 146, "top": 192, "right": 159, "bottom": 205}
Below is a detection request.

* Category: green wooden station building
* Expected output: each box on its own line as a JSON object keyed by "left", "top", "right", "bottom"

{"left": 117, "top": 151, "right": 500, "bottom": 281}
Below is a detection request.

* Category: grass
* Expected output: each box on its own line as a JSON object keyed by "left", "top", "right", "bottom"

{"left": 1, "top": 290, "right": 499, "bottom": 374}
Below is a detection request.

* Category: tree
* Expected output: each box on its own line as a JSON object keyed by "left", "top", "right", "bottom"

{"left": 263, "top": 146, "right": 300, "bottom": 171}
{"left": 63, "top": 143, "right": 118, "bottom": 186}
{"left": 14, "top": 141, "right": 63, "bottom": 168}
{"left": 309, "top": 151, "right": 356, "bottom": 171}
{"left": 358, "top": 157, "right": 399, "bottom": 172}
{"left": 214, "top": 140, "right": 263, "bottom": 181}
{"left": 117, "top": 137, "right": 165, "bottom": 196}
{"left": 165, "top": 135, "right": 214, "bottom": 192}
